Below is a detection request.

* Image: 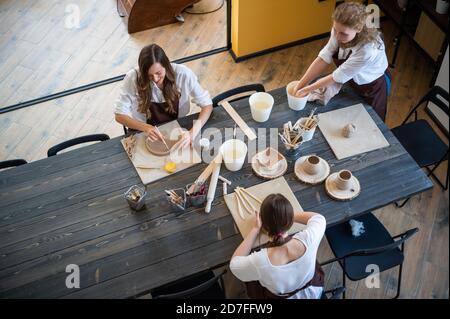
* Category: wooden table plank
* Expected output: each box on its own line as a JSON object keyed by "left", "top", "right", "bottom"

{"left": 0, "top": 85, "right": 433, "bottom": 298}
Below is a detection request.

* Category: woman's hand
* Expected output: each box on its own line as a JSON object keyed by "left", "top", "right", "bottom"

{"left": 178, "top": 130, "right": 193, "bottom": 149}
{"left": 145, "top": 125, "right": 164, "bottom": 142}
{"left": 294, "top": 86, "right": 310, "bottom": 98}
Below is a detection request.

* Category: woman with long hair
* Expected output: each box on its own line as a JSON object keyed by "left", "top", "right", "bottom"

{"left": 293, "top": 2, "right": 391, "bottom": 120}
{"left": 230, "top": 194, "right": 326, "bottom": 299}
{"left": 115, "top": 44, "right": 213, "bottom": 147}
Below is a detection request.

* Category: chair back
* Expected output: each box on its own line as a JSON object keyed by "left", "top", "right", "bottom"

{"left": 212, "top": 84, "right": 265, "bottom": 107}
{"left": 152, "top": 269, "right": 226, "bottom": 299}
{"left": 0, "top": 159, "right": 27, "bottom": 169}
{"left": 47, "top": 134, "right": 110, "bottom": 157}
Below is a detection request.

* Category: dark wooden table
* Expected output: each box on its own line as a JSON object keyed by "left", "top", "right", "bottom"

{"left": 0, "top": 86, "right": 432, "bottom": 298}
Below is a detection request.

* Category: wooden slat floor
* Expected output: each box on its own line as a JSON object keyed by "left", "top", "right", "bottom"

{"left": 0, "top": 0, "right": 448, "bottom": 299}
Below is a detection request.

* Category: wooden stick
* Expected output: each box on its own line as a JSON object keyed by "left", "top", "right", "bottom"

{"left": 221, "top": 101, "right": 257, "bottom": 141}
{"left": 237, "top": 187, "right": 263, "bottom": 204}
{"left": 236, "top": 188, "right": 258, "bottom": 213}
{"left": 304, "top": 108, "right": 317, "bottom": 128}
{"left": 155, "top": 126, "right": 170, "bottom": 151}
{"left": 234, "top": 190, "right": 246, "bottom": 220}
{"left": 205, "top": 154, "right": 222, "bottom": 213}
{"left": 234, "top": 188, "right": 253, "bottom": 215}
{"left": 218, "top": 175, "right": 232, "bottom": 185}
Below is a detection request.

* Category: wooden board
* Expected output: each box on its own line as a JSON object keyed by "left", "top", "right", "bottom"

{"left": 318, "top": 104, "right": 390, "bottom": 160}
{"left": 223, "top": 177, "right": 306, "bottom": 248}
{"left": 121, "top": 120, "right": 201, "bottom": 185}
{"left": 221, "top": 101, "right": 257, "bottom": 141}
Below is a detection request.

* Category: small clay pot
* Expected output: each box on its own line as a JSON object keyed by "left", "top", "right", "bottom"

{"left": 303, "top": 155, "right": 321, "bottom": 175}
{"left": 342, "top": 123, "right": 357, "bottom": 138}
{"left": 336, "top": 170, "right": 353, "bottom": 191}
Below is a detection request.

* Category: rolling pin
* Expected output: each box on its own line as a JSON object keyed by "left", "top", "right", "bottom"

{"left": 205, "top": 154, "right": 222, "bottom": 213}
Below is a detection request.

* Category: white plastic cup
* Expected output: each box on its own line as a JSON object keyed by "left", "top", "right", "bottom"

{"left": 220, "top": 139, "right": 248, "bottom": 172}
{"left": 286, "top": 81, "right": 308, "bottom": 111}
{"left": 249, "top": 92, "right": 274, "bottom": 122}
{"left": 299, "top": 118, "right": 317, "bottom": 142}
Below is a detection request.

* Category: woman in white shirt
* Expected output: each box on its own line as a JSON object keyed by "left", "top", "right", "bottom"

{"left": 230, "top": 194, "right": 326, "bottom": 299}
{"left": 294, "top": 2, "right": 391, "bottom": 120}
{"left": 115, "top": 44, "right": 213, "bottom": 148}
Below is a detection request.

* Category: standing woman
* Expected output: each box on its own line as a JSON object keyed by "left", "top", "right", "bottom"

{"left": 294, "top": 2, "right": 391, "bottom": 120}
{"left": 230, "top": 194, "right": 326, "bottom": 299}
{"left": 115, "top": 44, "right": 213, "bottom": 147}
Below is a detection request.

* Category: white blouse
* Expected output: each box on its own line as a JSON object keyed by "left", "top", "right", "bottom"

{"left": 230, "top": 215, "right": 326, "bottom": 299}
{"left": 114, "top": 63, "right": 212, "bottom": 123}
{"left": 318, "top": 29, "right": 388, "bottom": 85}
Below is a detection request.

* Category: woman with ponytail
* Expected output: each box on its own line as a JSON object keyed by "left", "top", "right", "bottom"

{"left": 230, "top": 194, "right": 326, "bottom": 299}
{"left": 294, "top": 2, "right": 391, "bottom": 120}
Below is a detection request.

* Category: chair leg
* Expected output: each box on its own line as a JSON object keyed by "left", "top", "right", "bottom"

{"left": 395, "top": 197, "right": 410, "bottom": 208}
{"left": 342, "top": 271, "right": 346, "bottom": 299}
{"left": 393, "top": 263, "right": 403, "bottom": 299}
{"left": 425, "top": 154, "right": 449, "bottom": 191}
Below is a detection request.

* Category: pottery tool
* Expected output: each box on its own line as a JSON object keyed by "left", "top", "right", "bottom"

{"left": 234, "top": 188, "right": 253, "bottom": 215}
{"left": 165, "top": 189, "right": 185, "bottom": 206}
{"left": 236, "top": 187, "right": 263, "bottom": 204}
{"left": 236, "top": 188, "right": 259, "bottom": 214}
{"left": 304, "top": 107, "right": 317, "bottom": 128}
{"left": 205, "top": 154, "right": 223, "bottom": 213}
{"left": 186, "top": 154, "right": 221, "bottom": 195}
{"left": 218, "top": 175, "right": 232, "bottom": 185}
{"left": 223, "top": 182, "right": 228, "bottom": 195}
{"left": 221, "top": 101, "right": 257, "bottom": 141}
{"left": 154, "top": 126, "right": 170, "bottom": 151}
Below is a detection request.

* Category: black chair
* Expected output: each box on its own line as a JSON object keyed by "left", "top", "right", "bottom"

{"left": 0, "top": 159, "right": 27, "bottom": 169}
{"left": 151, "top": 269, "right": 227, "bottom": 299}
{"left": 212, "top": 84, "right": 265, "bottom": 107}
{"left": 321, "top": 213, "right": 418, "bottom": 299}
{"left": 391, "top": 86, "right": 449, "bottom": 207}
{"left": 47, "top": 134, "right": 110, "bottom": 157}
{"left": 321, "top": 287, "right": 346, "bottom": 299}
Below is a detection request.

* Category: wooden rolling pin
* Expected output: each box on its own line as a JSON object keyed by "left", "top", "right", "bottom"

{"left": 205, "top": 154, "right": 223, "bottom": 213}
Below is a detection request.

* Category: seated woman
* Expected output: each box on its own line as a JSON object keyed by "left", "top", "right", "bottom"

{"left": 230, "top": 194, "right": 326, "bottom": 299}
{"left": 115, "top": 44, "right": 213, "bottom": 148}
{"left": 293, "top": 2, "right": 390, "bottom": 120}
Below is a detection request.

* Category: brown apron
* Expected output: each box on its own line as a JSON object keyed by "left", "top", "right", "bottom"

{"left": 333, "top": 51, "right": 391, "bottom": 121}
{"left": 245, "top": 235, "right": 325, "bottom": 299}
{"left": 146, "top": 98, "right": 179, "bottom": 126}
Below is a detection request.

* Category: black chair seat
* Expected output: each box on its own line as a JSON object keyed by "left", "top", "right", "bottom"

{"left": 151, "top": 270, "right": 225, "bottom": 299}
{"left": 326, "top": 213, "right": 404, "bottom": 281}
{"left": 392, "top": 120, "right": 448, "bottom": 168}
{"left": 0, "top": 159, "right": 27, "bottom": 169}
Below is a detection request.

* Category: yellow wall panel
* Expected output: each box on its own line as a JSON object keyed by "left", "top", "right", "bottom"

{"left": 231, "top": 0, "right": 336, "bottom": 58}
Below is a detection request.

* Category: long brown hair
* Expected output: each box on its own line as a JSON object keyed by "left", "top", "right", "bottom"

{"left": 136, "top": 44, "right": 180, "bottom": 119}
{"left": 332, "top": 2, "right": 382, "bottom": 49}
{"left": 260, "top": 194, "right": 294, "bottom": 246}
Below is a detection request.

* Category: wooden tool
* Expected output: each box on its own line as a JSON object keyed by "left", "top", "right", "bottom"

{"left": 187, "top": 154, "right": 220, "bottom": 195}
{"left": 218, "top": 175, "right": 232, "bottom": 185}
{"left": 205, "top": 154, "right": 223, "bottom": 213}
{"left": 237, "top": 187, "right": 263, "bottom": 204}
{"left": 236, "top": 188, "right": 258, "bottom": 214}
{"left": 155, "top": 126, "right": 170, "bottom": 151}
{"left": 220, "top": 101, "right": 257, "bottom": 141}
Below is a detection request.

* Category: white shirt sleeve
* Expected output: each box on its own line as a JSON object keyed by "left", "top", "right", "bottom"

{"left": 332, "top": 44, "right": 375, "bottom": 84}
{"left": 229, "top": 253, "right": 261, "bottom": 282}
{"left": 184, "top": 67, "right": 212, "bottom": 107}
{"left": 318, "top": 30, "right": 339, "bottom": 64}
{"left": 114, "top": 69, "right": 138, "bottom": 117}
{"left": 294, "top": 214, "right": 326, "bottom": 249}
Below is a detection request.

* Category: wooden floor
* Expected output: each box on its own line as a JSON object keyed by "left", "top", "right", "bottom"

{"left": 0, "top": 1, "right": 448, "bottom": 299}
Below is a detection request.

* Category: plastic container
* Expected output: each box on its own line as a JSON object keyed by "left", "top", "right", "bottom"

{"left": 286, "top": 81, "right": 308, "bottom": 111}
{"left": 221, "top": 139, "right": 248, "bottom": 172}
{"left": 249, "top": 92, "right": 274, "bottom": 122}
